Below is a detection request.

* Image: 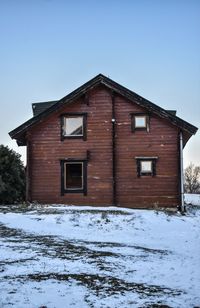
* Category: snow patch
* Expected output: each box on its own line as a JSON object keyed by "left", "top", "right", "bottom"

{"left": 0, "top": 204, "right": 200, "bottom": 307}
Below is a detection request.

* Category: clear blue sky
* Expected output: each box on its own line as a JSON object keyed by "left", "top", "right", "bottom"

{"left": 0, "top": 0, "right": 199, "bottom": 166}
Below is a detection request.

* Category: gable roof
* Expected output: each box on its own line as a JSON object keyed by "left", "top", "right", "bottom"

{"left": 9, "top": 74, "right": 198, "bottom": 146}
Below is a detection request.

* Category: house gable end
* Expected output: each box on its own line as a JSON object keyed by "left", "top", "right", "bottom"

{"left": 9, "top": 74, "right": 198, "bottom": 146}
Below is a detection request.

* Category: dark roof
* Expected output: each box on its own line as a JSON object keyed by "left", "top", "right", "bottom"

{"left": 32, "top": 101, "right": 57, "bottom": 116}
{"left": 166, "top": 110, "right": 176, "bottom": 116}
{"left": 9, "top": 74, "right": 198, "bottom": 146}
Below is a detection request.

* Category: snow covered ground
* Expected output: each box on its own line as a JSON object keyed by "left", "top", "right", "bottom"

{"left": 185, "top": 193, "right": 200, "bottom": 207}
{"left": 0, "top": 196, "right": 200, "bottom": 308}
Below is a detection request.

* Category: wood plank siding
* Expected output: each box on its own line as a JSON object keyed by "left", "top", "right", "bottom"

{"left": 27, "top": 85, "right": 180, "bottom": 208}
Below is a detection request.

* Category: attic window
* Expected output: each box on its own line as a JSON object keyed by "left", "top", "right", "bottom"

{"left": 131, "top": 114, "right": 149, "bottom": 132}
{"left": 64, "top": 117, "right": 83, "bottom": 136}
{"left": 135, "top": 157, "right": 158, "bottom": 177}
{"left": 61, "top": 113, "right": 87, "bottom": 140}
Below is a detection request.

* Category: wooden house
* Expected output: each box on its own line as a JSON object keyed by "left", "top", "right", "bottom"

{"left": 9, "top": 74, "right": 198, "bottom": 209}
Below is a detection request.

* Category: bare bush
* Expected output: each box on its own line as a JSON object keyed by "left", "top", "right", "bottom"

{"left": 184, "top": 163, "right": 200, "bottom": 193}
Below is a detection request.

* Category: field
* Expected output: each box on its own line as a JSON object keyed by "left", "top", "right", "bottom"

{"left": 0, "top": 195, "right": 200, "bottom": 308}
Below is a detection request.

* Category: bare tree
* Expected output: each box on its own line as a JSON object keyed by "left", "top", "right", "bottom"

{"left": 184, "top": 163, "right": 200, "bottom": 193}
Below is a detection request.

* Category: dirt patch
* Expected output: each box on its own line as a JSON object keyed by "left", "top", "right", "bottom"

{"left": 1, "top": 272, "right": 183, "bottom": 299}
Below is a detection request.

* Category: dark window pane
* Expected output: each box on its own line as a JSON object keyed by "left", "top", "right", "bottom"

{"left": 65, "top": 163, "right": 83, "bottom": 189}
{"left": 64, "top": 117, "right": 83, "bottom": 136}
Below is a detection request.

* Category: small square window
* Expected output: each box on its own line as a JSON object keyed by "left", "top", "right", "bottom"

{"left": 135, "top": 157, "right": 158, "bottom": 177}
{"left": 64, "top": 117, "right": 83, "bottom": 136}
{"left": 141, "top": 161, "right": 152, "bottom": 174}
{"left": 61, "top": 113, "right": 87, "bottom": 140}
{"left": 135, "top": 116, "right": 146, "bottom": 128}
{"left": 131, "top": 114, "right": 149, "bottom": 132}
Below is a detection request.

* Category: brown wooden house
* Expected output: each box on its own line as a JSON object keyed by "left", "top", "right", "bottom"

{"left": 9, "top": 74, "right": 198, "bottom": 209}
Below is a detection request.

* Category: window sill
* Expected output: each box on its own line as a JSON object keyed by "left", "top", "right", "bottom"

{"left": 62, "top": 135, "right": 84, "bottom": 139}
{"left": 62, "top": 189, "right": 85, "bottom": 194}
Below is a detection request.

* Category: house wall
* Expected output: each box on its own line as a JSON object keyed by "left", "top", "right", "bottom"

{"left": 27, "top": 85, "right": 180, "bottom": 208}
{"left": 115, "top": 95, "right": 180, "bottom": 207}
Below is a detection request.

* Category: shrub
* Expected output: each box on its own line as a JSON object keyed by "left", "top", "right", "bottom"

{"left": 0, "top": 145, "right": 25, "bottom": 204}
